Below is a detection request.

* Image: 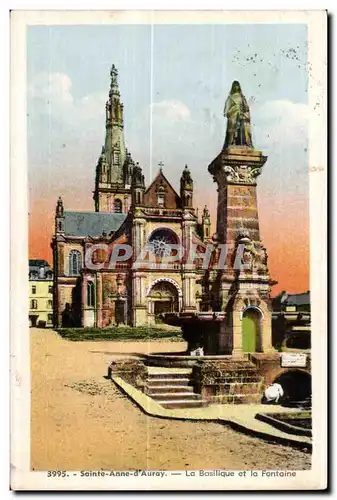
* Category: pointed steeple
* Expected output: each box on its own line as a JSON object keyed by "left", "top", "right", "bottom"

{"left": 56, "top": 196, "right": 64, "bottom": 217}
{"left": 93, "top": 65, "right": 139, "bottom": 213}
{"left": 106, "top": 64, "right": 124, "bottom": 127}
{"left": 201, "top": 205, "right": 211, "bottom": 241}
{"left": 104, "top": 64, "right": 126, "bottom": 184}
{"left": 131, "top": 162, "right": 146, "bottom": 206}
{"left": 180, "top": 164, "right": 193, "bottom": 208}
{"left": 55, "top": 196, "right": 65, "bottom": 234}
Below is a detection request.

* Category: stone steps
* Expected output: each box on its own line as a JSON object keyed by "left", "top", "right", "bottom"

{"left": 146, "top": 385, "right": 193, "bottom": 394}
{"left": 156, "top": 399, "right": 208, "bottom": 409}
{"left": 151, "top": 392, "right": 201, "bottom": 401}
{"left": 147, "top": 377, "right": 191, "bottom": 386}
{"left": 144, "top": 370, "right": 207, "bottom": 409}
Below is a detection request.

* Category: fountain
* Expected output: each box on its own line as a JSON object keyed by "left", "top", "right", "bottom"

{"left": 149, "top": 81, "right": 275, "bottom": 362}
{"left": 111, "top": 82, "right": 311, "bottom": 409}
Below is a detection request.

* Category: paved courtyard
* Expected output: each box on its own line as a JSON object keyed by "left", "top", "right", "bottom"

{"left": 31, "top": 329, "right": 311, "bottom": 471}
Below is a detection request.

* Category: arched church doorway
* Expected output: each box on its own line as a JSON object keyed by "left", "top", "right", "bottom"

{"left": 274, "top": 370, "right": 312, "bottom": 407}
{"left": 242, "top": 307, "right": 261, "bottom": 353}
{"left": 148, "top": 280, "right": 179, "bottom": 323}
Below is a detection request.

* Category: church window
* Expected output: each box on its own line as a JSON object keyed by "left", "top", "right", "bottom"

{"left": 148, "top": 228, "right": 179, "bottom": 257}
{"left": 47, "top": 299, "right": 53, "bottom": 309}
{"left": 48, "top": 285, "right": 53, "bottom": 294}
{"left": 69, "top": 250, "right": 82, "bottom": 276}
{"left": 31, "top": 299, "right": 37, "bottom": 310}
{"left": 87, "top": 281, "right": 95, "bottom": 307}
{"left": 114, "top": 199, "right": 122, "bottom": 213}
{"left": 47, "top": 314, "right": 53, "bottom": 323}
{"left": 157, "top": 193, "right": 165, "bottom": 207}
{"left": 32, "top": 285, "right": 36, "bottom": 294}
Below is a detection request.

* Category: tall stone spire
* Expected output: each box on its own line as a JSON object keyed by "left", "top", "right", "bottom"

{"left": 94, "top": 65, "right": 137, "bottom": 213}
{"left": 104, "top": 64, "right": 126, "bottom": 184}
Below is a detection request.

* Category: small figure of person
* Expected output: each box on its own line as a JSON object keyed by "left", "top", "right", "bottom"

{"left": 263, "top": 383, "right": 284, "bottom": 404}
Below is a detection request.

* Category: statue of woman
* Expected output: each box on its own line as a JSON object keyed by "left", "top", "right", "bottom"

{"left": 223, "top": 81, "right": 253, "bottom": 149}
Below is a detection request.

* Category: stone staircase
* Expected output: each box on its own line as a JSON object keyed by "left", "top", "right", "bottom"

{"left": 144, "top": 368, "right": 207, "bottom": 409}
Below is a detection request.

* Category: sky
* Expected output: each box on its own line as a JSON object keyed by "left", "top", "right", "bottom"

{"left": 27, "top": 23, "right": 309, "bottom": 295}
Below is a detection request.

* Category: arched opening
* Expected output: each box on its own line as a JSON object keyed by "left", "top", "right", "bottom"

{"left": 274, "top": 370, "right": 312, "bottom": 408}
{"left": 148, "top": 280, "right": 179, "bottom": 322}
{"left": 242, "top": 307, "right": 261, "bottom": 353}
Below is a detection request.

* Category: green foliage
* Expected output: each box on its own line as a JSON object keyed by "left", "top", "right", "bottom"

{"left": 56, "top": 325, "right": 183, "bottom": 342}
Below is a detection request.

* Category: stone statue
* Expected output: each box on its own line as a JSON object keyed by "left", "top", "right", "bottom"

{"left": 223, "top": 81, "right": 253, "bottom": 149}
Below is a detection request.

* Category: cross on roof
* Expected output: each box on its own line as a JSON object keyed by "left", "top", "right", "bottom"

{"left": 158, "top": 161, "right": 164, "bottom": 171}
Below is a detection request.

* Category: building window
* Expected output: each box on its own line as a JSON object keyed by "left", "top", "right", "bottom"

{"left": 48, "top": 285, "right": 53, "bottom": 294}
{"left": 69, "top": 250, "right": 82, "bottom": 276}
{"left": 30, "top": 299, "right": 38, "bottom": 310}
{"left": 47, "top": 314, "right": 53, "bottom": 324}
{"left": 113, "top": 151, "right": 120, "bottom": 164}
{"left": 157, "top": 193, "right": 165, "bottom": 207}
{"left": 32, "top": 285, "right": 36, "bottom": 294}
{"left": 47, "top": 299, "right": 53, "bottom": 309}
{"left": 114, "top": 199, "right": 122, "bottom": 213}
{"left": 148, "top": 228, "right": 179, "bottom": 257}
{"left": 87, "top": 281, "right": 95, "bottom": 307}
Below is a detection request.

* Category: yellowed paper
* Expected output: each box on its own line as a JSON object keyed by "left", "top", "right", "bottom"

{"left": 11, "top": 9, "right": 327, "bottom": 491}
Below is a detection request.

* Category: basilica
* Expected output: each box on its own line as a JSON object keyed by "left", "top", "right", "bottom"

{"left": 52, "top": 65, "right": 211, "bottom": 328}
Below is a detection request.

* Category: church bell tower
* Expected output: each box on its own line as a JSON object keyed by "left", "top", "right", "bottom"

{"left": 94, "top": 64, "right": 135, "bottom": 213}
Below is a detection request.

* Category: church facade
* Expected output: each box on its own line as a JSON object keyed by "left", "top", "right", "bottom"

{"left": 52, "top": 65, "right": 211, "bottom": 328}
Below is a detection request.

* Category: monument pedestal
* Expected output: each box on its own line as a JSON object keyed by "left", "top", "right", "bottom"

{"left": 208, "top": 146, "right": 275, "bottom": 356}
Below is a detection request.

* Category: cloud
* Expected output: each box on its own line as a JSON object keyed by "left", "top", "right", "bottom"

{"left": 253, "top": 99, "right": 309, "bottom": 148}
{"left": 28, "top": 72, "right": 107, "bottom": 173}
{"left": 28, "top": 71, "right": 106, "bottom": 123}
{"left": 151, "top": 99, "right": 191, "bottom": 122}
{"left": 27, "top": 72, "right": 309, "bottom": 204}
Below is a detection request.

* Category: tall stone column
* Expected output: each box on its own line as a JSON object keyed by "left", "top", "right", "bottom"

{"left": 182, "top": 271, "right": 197, "bottom": 312}
{"left": 132, "top": 218, "right": 146, "bottom": 264}
{"left": 81, "top": 274, "right": 87, "bottom": 327}
{"left": 132, "top": 271, "right": 147, "bottom": 326}
{"left": 96, "top": 273, "right": 103, "bottom": 328}
{"left": 181, "top": 214, "right": 197, "bottom": 312}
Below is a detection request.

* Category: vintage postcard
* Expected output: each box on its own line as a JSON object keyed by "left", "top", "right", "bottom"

{"left": 11, "top": 10, "right": 327, "bottom": 490}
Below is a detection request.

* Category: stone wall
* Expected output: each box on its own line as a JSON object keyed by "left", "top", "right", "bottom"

{"left": 192, "top": 359, "right": 264, "bottom": 404}
{"left": 108, "top": 359, "right": 148, "bottom": 390}
{"left": 249, "top": 352, "right": 311, "bottom": 386}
